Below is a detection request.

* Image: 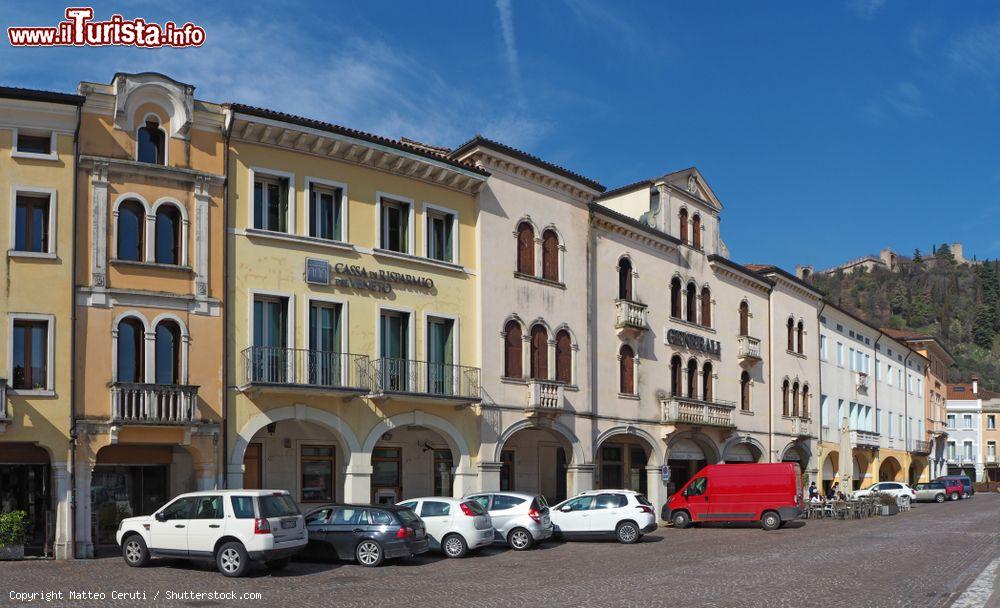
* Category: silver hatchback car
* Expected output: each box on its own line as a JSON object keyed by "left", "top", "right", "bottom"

{"left": 465, "top": 492, "right": 553, "bottom": 550}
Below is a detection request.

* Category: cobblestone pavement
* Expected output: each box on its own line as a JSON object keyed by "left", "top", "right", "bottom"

{"left": 2, "top": 495, "right": 998, "bottom": 608}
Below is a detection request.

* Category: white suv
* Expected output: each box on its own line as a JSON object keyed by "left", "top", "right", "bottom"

{"left": 550, "top": 490, "right": 657, "bottom": 544}
{"left": 116, "top": 490, "right": 307, "bottom": 577}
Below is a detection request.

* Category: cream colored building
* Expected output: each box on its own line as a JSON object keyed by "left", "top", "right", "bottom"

{"left": 0, "top": 86, "right": 82, "bottom": 558}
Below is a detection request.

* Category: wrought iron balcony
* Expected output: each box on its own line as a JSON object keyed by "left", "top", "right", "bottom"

{"left": 849, "top": 429, "right": 880, "bottom": 449}
{"left": 912, "top": 439, "right": 932, "bottom": 454}
{"left": 856, "top": 372, "right": 870, "bottom": 391}
{"left": 526, "top": 380, "right": 565, "bottom": 414}
{"left": 370, "top": 358, "right": 481, "bottom": 401}
{"left": 242, "top": 347, "right": 370, "bottom": 391}
{"left": 737, "top": 335, "right": 762, "bottom": 362}
{"left": 110, "top": 382, "right": 199, "bottom": 425}
{"left": 615, "top": 300, "right": 649, "bottom": 335}
{"left": 660, "top": 393, "right": 736, "bottom": 428}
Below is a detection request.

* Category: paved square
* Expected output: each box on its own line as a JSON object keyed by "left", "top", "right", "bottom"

{"left": 3, "top": 495, "right": 998, "bottom": 608}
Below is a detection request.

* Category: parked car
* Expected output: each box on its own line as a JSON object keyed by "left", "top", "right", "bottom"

{"left": 117, "top": 490, "right": 307, "bottom": 577}
{"left": 302, "top": 504, "right": 428, "bottom": 567}
{"left": 549, "top": 490, "right": 657, "bottom": 544}
{"left": 853, "top": 481, "right": 917, "bottom": 507}
{"left": 397, "top": 497, "right": 493, "bottom": 558}
{"left": 936, "top": 475, "right": 975, "bottom": 499}
{"left": 913, "top": 481, "right": 951, "bottom": 503}
{"left": 464, "top": 492, "right": 553, "bottom": 550}
{"left": 664, "top": 462, "right": 802, "bottom": 531}
{"left": 940, "top": 478, "right": 965, "bottom": 500}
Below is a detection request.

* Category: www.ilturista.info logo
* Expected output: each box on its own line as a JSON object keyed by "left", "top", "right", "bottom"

{"left": 7, "top": 7, "right": 206, "bottom": 47}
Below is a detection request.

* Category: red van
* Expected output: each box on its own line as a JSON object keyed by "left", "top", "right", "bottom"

{"left": 664, "top": 462, "right": 803, "bottom": 531}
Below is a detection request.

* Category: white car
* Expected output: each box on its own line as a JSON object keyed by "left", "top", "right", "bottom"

{"left": 397, "top": 497, "right": 493, "bottom": 558}
{"left": 550, "top": 490, "right": 657, "bottom": 544}
{"left": 116, "top": 490, "right": 307, "bottom": 577}
{"left": 853, "top": 481, "right": 917, "bottom": 506}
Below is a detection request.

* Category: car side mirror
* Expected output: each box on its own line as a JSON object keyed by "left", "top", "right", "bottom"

{"left": 560, "top": 505, "right": 572, "bottom": 512}
{"left": 155, "top": 512, "right": 166, "bottom": 522}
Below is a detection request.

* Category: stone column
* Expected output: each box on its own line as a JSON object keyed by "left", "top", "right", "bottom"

{"left": 343, "top": 459, "right": 373, "bottom": 504}
{"left": 226, "top": 463, "right": 244, "bottom": 490}
{"left": 195, "top": 463, "right": 215, "bottom": 491}
{"left": 478, "top": 461, "right": 502, "bottom": 493}
{"left": 452, "top": 467, "right": 479, "bottom": 498}
{"left": 646, "top": 465, "right": 665, "bottom": 517}
{"left": 74, "top": 460, "right": 93, "bottom": 559}
{"left": 566, "top": 463, "right": 595, "bottom": 495}
{"left": 193, "top": 176, "right": 210, "bottom": 302}
{"left": 52, "top": 461, "right": 72, "bottom": 560}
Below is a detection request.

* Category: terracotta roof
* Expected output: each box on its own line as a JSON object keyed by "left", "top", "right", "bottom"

{"left": 744, "top": 264, "right": 770, "bottom": 272}
{"left": 947, "top": 383, "right": 1000, "bottom": 400}
{"left": 450, "top": 135, "right": 605, "bottom": 192}
{"left": 880, "top": 327, "right": 933, "bottom": 341}
{"left": 0, "top": 85, "right": 84, "bottom": 105}
{"left": 227, "top": 104, "right": 488, "bottom": 176}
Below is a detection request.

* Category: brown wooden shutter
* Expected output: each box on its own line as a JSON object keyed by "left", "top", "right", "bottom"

{"left": 530, "top": 325, "right": 548, "bottom": 379}
{"left": 555, "top": 330, "right": 572, "bottom": 383}
{"left": 740, "top": 302, "right": 749, "bottom": 336}
{"left": 504, "top": 321, "right": 522, "bottom": 378}
{"left": 542, "top": 230, "right": 559, "bottom": 281}
{"left": 692, "top": 214, "right": 702, "bottom": 249}
{"left": 619, "top": 345, "right": 634, "bottom": 394}
{"left": 701, "top": 286, "right": 711, "bottom": 327}
{"left": 679, "top": 208, "right": 688, "bottom": 243}
{"left": 517, "top": 222, "right": 534, "bottom": 275}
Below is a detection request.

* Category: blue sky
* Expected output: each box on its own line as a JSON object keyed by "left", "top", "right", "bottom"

{"left": 3, "top": 0, "right": 999, "bottom": 270}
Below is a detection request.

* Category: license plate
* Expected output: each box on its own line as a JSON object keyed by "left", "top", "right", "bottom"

{"left": 416, "top": 529, "right": 424, "bottom": 538}
{"left": 281, "top": 519, "right": 297, "bottom": 529}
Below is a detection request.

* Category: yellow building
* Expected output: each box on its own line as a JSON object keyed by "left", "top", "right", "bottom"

{"left": 0, "top": 86, "right": 82, "bottom": 558}
{"left": 73, "top": 73, "right": 226, "bottom": 557}
{"left": 224, "top": 106, "right": 488, "bottom": 505}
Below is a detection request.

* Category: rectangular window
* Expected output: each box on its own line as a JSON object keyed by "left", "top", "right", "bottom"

{"left": 309, "top": 184, "right": 342, "bottom": 241}
{"left": 820, "top": 395, "right": 829, "bottom": 427}
{"left": 836, "top": 342, "right": 844, "bottom": 366}
{"left": 426, "top": 316, "right": 455, "bottom": 395}
{"left": 426, "top": 210, "right": 455, "bottom": 263}
{"left": 887, "top": 364, "right": 893, "bottom": 385}
{"left": 309, "top": 301, "right": 342, "bottom": 386}
{"left": 947, "top": 414, "right": 955, "bottom": 429}
{"left": 837, "top": 399, "right": 844, "bottom": 428}
{"left": 964, "top": 414, "right": 973, "bottom": 429}
{"left": 988, "top": 442, "right": 996, "bottom": 459}
{"left": 14, "top": 130, "right": 53, "bottom": 157}
{"left": 964, "top": 442, "right": 974, "bottom": 460}
{"left": 988, "top": 415, "right": 996, "bottom": 430}
{"left": 897, "top": 369, "right": 903, "bottom": 387}
{"left": 12, "top": 319, "right": 48, "bottom": 390}
{"left": 887, "top": 413, "right": 892, "bottom": 437}
{"left": 433, "top": 449, "right": 453, "bottom": 497}
{"left": 947, "top": 442, "right": 956, "bottom": 460}
{"left": 252, "top": 295, "right": 288, "bottom": 383}
{"left": 14, "top": 194, "right": 51, "bottom": 253}
{"left": 253, "top": 175, "right": 288, "bottom": 232}
{"left": 380, "top": 198, "right": 410, "bottom": 253}
{"left": 379, "top": 310, "right": 411, "bottom": 391}
{"left": 864, "top": 354, "right": 870, "bottom": 374}
{"left": 820, "top": 335, "right": 827, "bottom": 360}
{"left": 301, "top": 445, "right": 335, "bottom": 502}
{"left": 898, "top": 414, "right": 903, "bottom": 439}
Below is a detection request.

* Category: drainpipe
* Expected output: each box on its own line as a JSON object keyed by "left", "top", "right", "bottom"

{"left": 69, "top": 101, "right": 82, "bottom": 559}
{"left": 873, "top": 331, "right": 882, "bottom": 440}
{"left": 903, "top": 350, "right": 913, "bottom": 479}
{"left": 817, "top": 302, "right": 826, "bottom": 446}
{"left": 221, "top": 111, "right": 233, "bottom": 488}
{"left": 767, "top": 287, "right": 773, "bottom": 462}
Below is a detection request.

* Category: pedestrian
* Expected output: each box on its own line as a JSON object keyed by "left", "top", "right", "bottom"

{"left": 808, "top": 481, "right": 819, "bottom": 501}
{"left": 828, "top": 482, "right": 839, "bottom": 500}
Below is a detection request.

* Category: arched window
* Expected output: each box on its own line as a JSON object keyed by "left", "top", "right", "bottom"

{"left": 700, "top": 286, "right": 711, "bottom": 327}
{"left": 555, "top": 329, "right": 572, "bottom": 384}
{"left": 618, "top": 257, "right": 633, "bottom": 301}
{"left": 116, "top": 317, "right": 145, "bottom": 382}
{"left": 117, "top": 200, "right": 145, "bottom": 261}
{"left": 739, "top": 301, "right": 750, "bottom": 336}
{"left": 686, "top": 359, "right": 698, "bottom": 399}
{"left": 137, "top": 118, "right": 165, "bottom": 165}
{"left": 786, "top": 318, "right": 795, "bottom": 351}
{"left": 516, "top": 222, "right": 534, "bottom": 275}
{"left": 529, "top": 325, "right": 548, "bottom": 380}
{"left": 154, "top": 204, "right": 181, "bottom": 265}
{"left": 740, "top": 371, "right": 751, "bottom": 411}
{"left": 686, "top": 282, "right": 697, "bottom": 323}
{"left": 802, "top": 385, "right": 810, "bottom": 418}
{"left": 679, "top": 208, "right": 688, "bottom": 243}
{"left": 503, "top": 321, "right": 522, "bottom": 378}
{"left": 782, "top": 379, "right": 790, "bottom": 416}
{"left": 619, "top": 344, "right": 634, "bottom": 394}
{"left": 796, "top": 320, "right": 804, "bottom": 354}
{"left": 154, "top": 320, "right": 181, "bottom": 384}
{"left": 692, "top": 214, "right": 702, "bottom": 249}
{"left": 792, "top": 382, "right": 800, "bottom": 417}
{"left": 670, "top": 355, "right": 682, "bottom": 396}
{"left": 670, "top": 278, "right": 682, "bottom": 318}
{"left": 702, "top": 362, "right": 713, "bottom": 401}
{"left": 541, "top": 229, "right": 559, "bottom": 282}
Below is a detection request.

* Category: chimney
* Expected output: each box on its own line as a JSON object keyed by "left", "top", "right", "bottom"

{"left": 972, "top": 375, "right": 979, "bottom": 395}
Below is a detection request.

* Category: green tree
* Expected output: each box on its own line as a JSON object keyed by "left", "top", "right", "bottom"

{"left": 913, "top": 249, "right": 923, "bottom": 265}
{"left": 972, "top": 304, "right": 997, "bottom": 349}
{"left": 936, "top": 243, "right": 955, "bottom": 264}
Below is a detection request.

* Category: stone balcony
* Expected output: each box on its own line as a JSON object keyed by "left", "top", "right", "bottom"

{"left": 615, "top": 299, "right": 649, "bottom": 338}
{"left": 850, "top": 429, "right": 880, "bottom": 449}
{"left": 660, "top": 393, "right": 736, "bottom": 428}
{"left": 110, "top": 382, "right": 200, "bottom": 425}
{"left": 737, "top": 335, "right": 762, "bottom": 362}
{"left": 789, "top": 416, "right": 813, "bottom": 437}
{"left": 525, "top": 380, "right": 566, "bottom": 417}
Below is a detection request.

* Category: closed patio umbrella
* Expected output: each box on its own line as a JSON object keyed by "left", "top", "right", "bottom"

{"left": 838, "top": 416, "right": 853, "bottom": 496}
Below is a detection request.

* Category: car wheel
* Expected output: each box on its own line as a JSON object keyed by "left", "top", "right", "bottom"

{"left": 616, "top": 521, "right": 640, "bottom": 544}
{"left": 950, "top": 492, "right": 959, "bottom": 501}
{"left": 442, "top": 534, "right": 468, "bottom": 558}
{"left": 671, "top": 510, "right": 691, "bottom": 529}
{"left": 122, "top": 535, "right": 150, "bottom": 568}
{"left": 507, "top": 528, "right": 533, "bottom": 551}
{"left": 216, "top": 541, "right": 249, "bottom": 578}
{"left": 760, "top": 511, "right": 781, "bottom": 531}
{"left": 265, "top": 558, "right": 289, "bottom": 571}
{"left": 934, "top": 493, "right": 945, "bottom": 503}
{"left": 355, "top": 540, "right": 384, "bottom": 567}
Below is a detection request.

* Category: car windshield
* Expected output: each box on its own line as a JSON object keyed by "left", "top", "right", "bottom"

{"left": 259, "top": 494, "right": 300, "bottom": 517}
{"left": 397, "top": 509, "right": 420, "bottom": 525}
{"left": 463, "top": 500, "right": 487, "bottom": 516}
{"left": 635, "top": 494, "right": 653, "bottom": 507}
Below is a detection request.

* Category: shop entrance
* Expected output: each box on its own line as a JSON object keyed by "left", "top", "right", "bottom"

{"left": 596, "top": 438, "right": 650, "bottom": 495}
{"left": 495, "top": 426, "right": 573, "bottom": 505}
{"left": 372, "top": 425, "right": 457, "bottom": 503}
{"left": 0, "top": 444, "right": 51, "bottom": 556}
{"left": 667, "top": 438, "right": 711, "bottom": 495}
{"left": 92, "top": 445, "right": 173, "bottom": 552}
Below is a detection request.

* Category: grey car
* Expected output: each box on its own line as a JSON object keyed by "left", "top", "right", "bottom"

{"left": 913, "top": 481, "right": 949, "bottom": 503}
{"left": 465, "top": 492, "right": 553, "bottom": 550}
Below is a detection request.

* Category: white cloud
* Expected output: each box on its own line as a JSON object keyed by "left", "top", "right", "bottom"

{"left": 863, "top": 82, "right": 929, "bottom": 123}
{"left": 562, "top": 0, "right": 643, "bottom": 51}
{"left": 948, "top": 20, "right": 1000, "bottom": 79}
{"left": 495, "top": 0, "right": 525, "bottom": 108}
{"left": 847, "top": 0, "right": 887, "bottom": 19}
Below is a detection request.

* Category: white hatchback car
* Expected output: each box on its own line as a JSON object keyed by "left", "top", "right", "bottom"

{"left": 853, "top": 481, "right": 917, "bottom": 507}
{"left": 397, "top": 497, "right": 493, "bottom": 558}
{"left": 550, "top": 490, "right": 657, "bottom": 544}
{"left": 116, "top": 490, "right": 307, "bottom": 577}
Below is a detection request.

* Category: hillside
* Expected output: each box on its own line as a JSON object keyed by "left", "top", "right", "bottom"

{"left": 807, "top": 245, "right": 1000, "bottom": 391}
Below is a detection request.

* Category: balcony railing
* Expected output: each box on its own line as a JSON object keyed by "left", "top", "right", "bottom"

{"left": 987, "top": 454, "right": 997, "bottom": 464}
{"left": 661, "top": 394, "right": 736, "bottom": 428}
{"left": 110, "top": 382, "right": 199, "bottom": 424}
{"left": 526, "top": 380, "right": 565, "bottom": 412}
{"left": 738, "top": 335, "right": 762, "bottom": 361}
{"left": 242, "top": 347, "right": 370, "bottom": 391}
{"left": 615, "top": 300, "right": 649, "bottom": 332}
{"left": 856, "top": 372, "right": 870, "bottom": 391}
{"left": 370, "top": 358, "right": 481, "bottom": 401}
{"left": 912, "top": 439, "right": 931, "bottom": 454}
{"left": 850, "top": 429, "right": 880, "bottom": 449}
{"left": 790, "top": 416, "right": 813, "bottom": 437}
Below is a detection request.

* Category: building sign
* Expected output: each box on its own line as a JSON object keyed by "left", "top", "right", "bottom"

{"left": 305, "top": 259, "right": 435, "bottom": 294}
{"left": 666, "top": 328, "right": 721, "bottom": 356}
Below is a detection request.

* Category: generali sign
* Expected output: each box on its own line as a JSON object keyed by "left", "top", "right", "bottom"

{"left": 665, "top": 328, "right": 722, "bottom": 356}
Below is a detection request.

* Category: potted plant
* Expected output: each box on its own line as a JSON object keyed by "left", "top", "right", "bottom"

{"left": 0, "top": 510, "right": 28, "bottom": 560}
{"left": 878, "top": 493, "right": 899, "bottom": 516}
